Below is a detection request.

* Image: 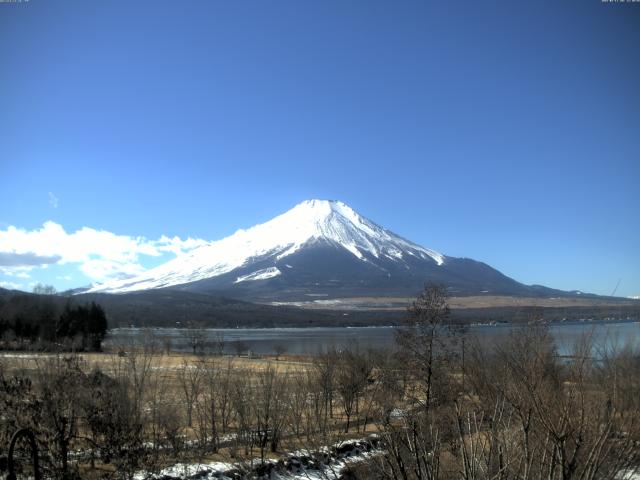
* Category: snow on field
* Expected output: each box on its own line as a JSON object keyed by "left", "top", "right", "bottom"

{"left": 134, "top": 462, "right": 234, "bottom": 480}
{"left": 133, "top": 436, "right": 382, "bottom": 480}
{"left": 0, "top": 353, "right": 56, "bottom": 358}
{"left": 618, "top": 470, "right": 640, "bottom": 480}
{"left": 133, "top": 461, "right": 235, "bottom": 480}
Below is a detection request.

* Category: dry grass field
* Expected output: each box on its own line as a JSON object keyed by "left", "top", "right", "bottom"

{"left": 0, "top": 350, "right": 313, "bottom": 376}
{"left": 270, "top": 294, "right": 638, "bottom": 310}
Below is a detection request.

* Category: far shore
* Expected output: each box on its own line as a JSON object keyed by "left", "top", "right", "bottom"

{"left": 267, "top": 294, "right": 640, "bottom": 311}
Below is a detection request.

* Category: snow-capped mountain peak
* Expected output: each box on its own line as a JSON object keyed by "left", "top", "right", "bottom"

{"left": 87, "top": 199, "right": 444, "bottom": 294}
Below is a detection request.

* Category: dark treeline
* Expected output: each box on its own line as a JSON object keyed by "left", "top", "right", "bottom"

{"left": 0, "top": 285, "right": 108, "bottom": 351}
{"left": 78, "top": 289, "right": 640, "bottom": 329}
{"left": 2, "top": 286, "right": 637, "bottom": 330}
{"left": 76, "top": 289, "right": 406, "bottom": 328}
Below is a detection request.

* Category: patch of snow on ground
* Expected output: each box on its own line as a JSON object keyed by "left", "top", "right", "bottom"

{"left": 133, "top": 436, "right": 382, "bottom": 480}
{"left": 133, "top": 461, "right": 234, "bottom": 480}
{"left": 618, "top": 469, "right": 640, "bottom": 480}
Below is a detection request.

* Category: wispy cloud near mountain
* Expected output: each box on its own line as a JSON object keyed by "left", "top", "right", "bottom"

{"left": 48, "top": 192, "right": 59, "bottom": 209}
{"left": 0, "top": 222, "right": 208, "bottom": 289}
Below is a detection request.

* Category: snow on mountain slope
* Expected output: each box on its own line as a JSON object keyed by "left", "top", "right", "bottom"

{"left": 87, "top": 200, "right": 445, "bottom": 294}
{"left": 234, "top": 267, "right": 281, "bottom": 284}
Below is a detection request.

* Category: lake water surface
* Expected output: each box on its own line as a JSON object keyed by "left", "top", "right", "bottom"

{"left": 105, "top": 321, "right": 640, "bottom": 356}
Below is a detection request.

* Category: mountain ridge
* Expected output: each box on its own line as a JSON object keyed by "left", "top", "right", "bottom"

{"left": 88, "top": 199, "right": 446, "bottom": 294}
{"left": 86, "top": 200, "right": 590, "bottom": 301}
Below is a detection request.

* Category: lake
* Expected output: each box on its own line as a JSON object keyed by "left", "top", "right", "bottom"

{"left": 104, "top": 320, "right": 640, "bottom": 357}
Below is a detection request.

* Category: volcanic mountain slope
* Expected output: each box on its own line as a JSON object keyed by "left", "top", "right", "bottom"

{"left": 88, "top": 199, "right": 574, "bottom": 301}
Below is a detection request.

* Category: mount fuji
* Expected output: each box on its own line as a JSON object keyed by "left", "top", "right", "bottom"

{"left": 87, "top": 200, "right": 566, "bottom": 301}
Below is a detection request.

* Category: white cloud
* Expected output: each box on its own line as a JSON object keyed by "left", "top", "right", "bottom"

{"left": 48, "top": 192, "right": 59, "bottom": 209}
{"left": 80, "top": 259, "right": 146, "bottom": 281}
{"left": 153, "top": 235, "right": 209, "bottom": 256}
{"left": 0, "top": 280, "right": 24, "bottom": 290}
{"left": 0, "top": 222, "right": 208, "bottom": 283}
{"left": 0, "top": 252, "right": 60, "bottom": 267}
{"left": 0, "top": 266, "right": 33, "bottom": 278}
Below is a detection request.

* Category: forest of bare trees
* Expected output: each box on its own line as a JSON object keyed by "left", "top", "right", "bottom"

{"left": 1, "top": 285, "right": 639, "bottom": 479}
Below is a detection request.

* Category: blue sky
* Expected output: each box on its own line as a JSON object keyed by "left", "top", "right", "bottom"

{"left": 0, "top": 0, "right": 638, "bottom": 297}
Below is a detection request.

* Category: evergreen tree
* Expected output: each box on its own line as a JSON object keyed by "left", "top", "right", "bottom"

{"left": 87, "top": 302, "right": 108, "bottom": 351}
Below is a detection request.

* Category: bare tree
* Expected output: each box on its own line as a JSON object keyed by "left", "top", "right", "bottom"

{"left": 35, "top": 355, "right": 84, "bottom": 479}
{"left": 229, "top": 367, "right": 253, "bottom": 457}
{"left": 335, "top": 348, "right": 371, "bottom": 433}
{"left": 31, "top": 283, "right": 59, "bottom": 343}
{"left": 195, "top": 357, "right": 235, "bottom": 453}
{"left": 396, "top": 283, "right": 454, "bottom": 412}
{"left": 375, "top": 284, "right": 458, "bottom": 480}
{"left": 274, "top": 344, "right": 287, "bottom": 361}
{"left": 287, "top": 367, "right": 311, "bottom": 439}
{"left": 313, "top": 347, "right": 337, "bottom": 432}
{"left": 82, "top": 367, "right": 143, "bottom": 479}
{"left": 108, "top": 340, "right": 156, "bottom": 424}
{"left": 32, "top": 283, "right": 57, "bottom": 296}
{"left": 232, "top": 340, "right": 249, "bottom": 357}
{"left": 457, "top": 325, "right": 640, "bottom": 480}
{"left": 303, "top": 367, "right": 329, "bottom": 442}
{"left": 177, "top": 358, "right": 203, "bottom": 428}
{"left": 145, "top": 357, "right": 180, "bottom": 475}
{"left": 253, "top": 366, "right": 289, "bottom": 462}
{"left": 213, "top": 332, "right": 226, "bottom": 356}
{"left": 183, "top": 325, "right": 206, "bottom": 355}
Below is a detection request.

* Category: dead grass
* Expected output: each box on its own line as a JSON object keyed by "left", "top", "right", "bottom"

{"left": 268, "top": 295, "right": 637, "bottom": 310}
{"left": 0, "top": 351, "right": 314, "bottom": 375}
